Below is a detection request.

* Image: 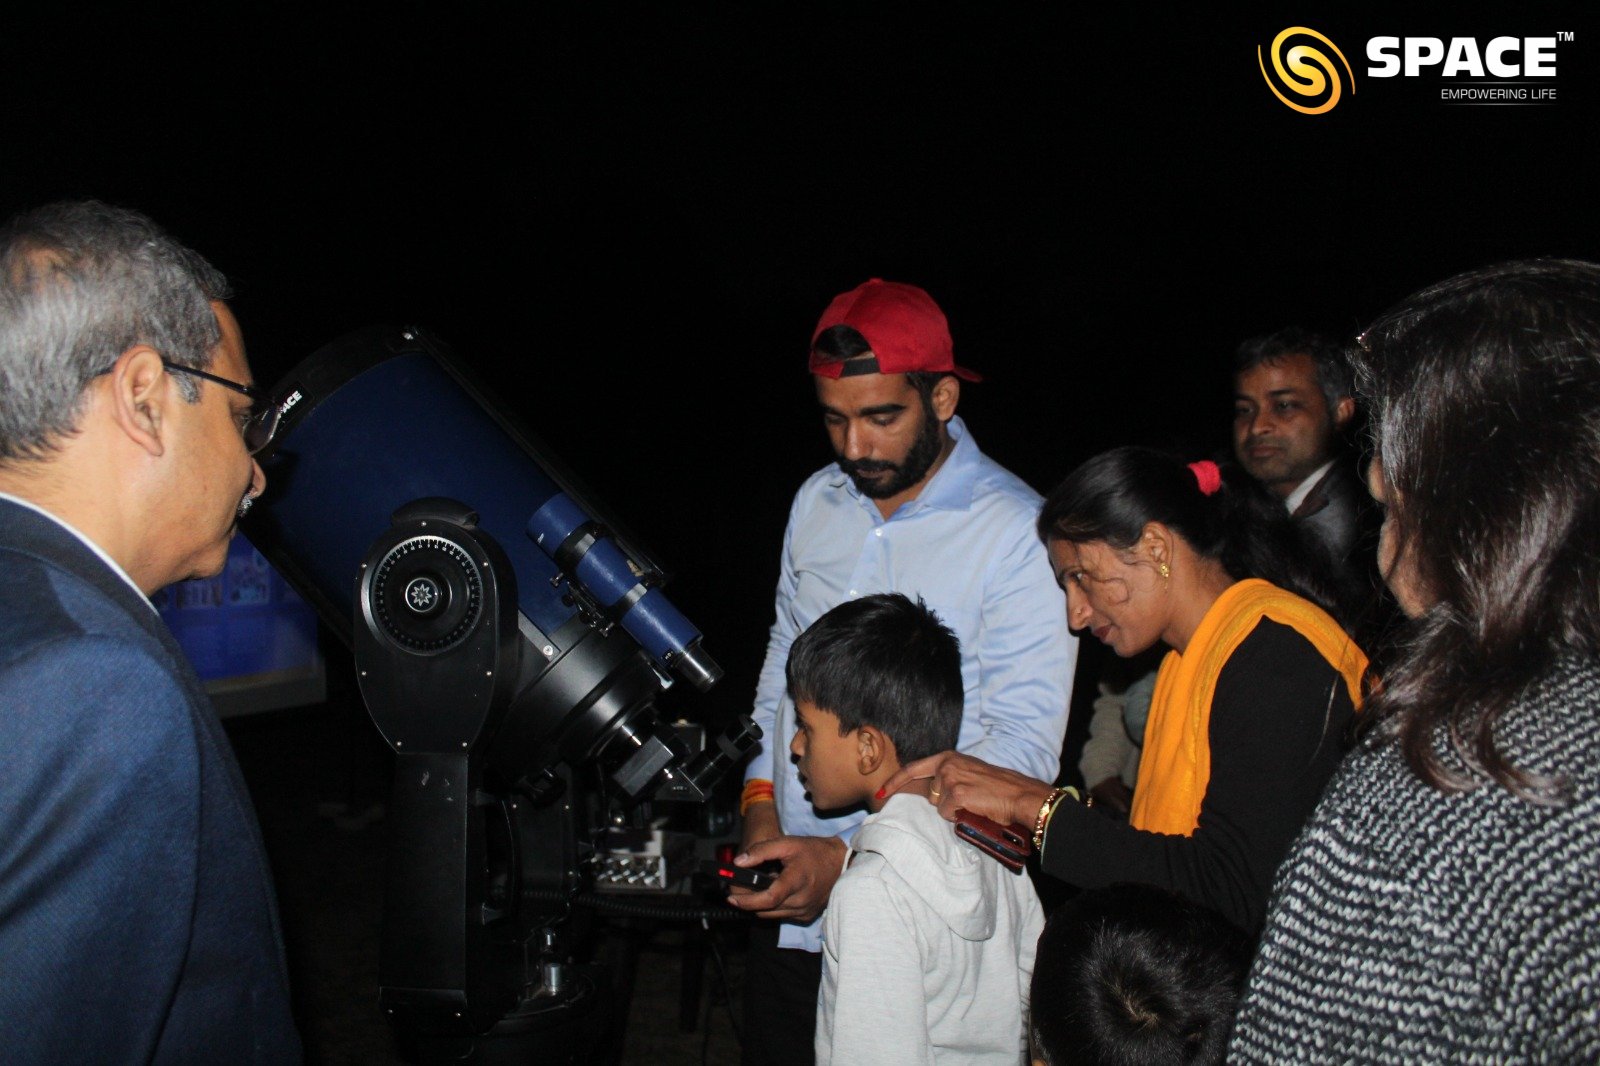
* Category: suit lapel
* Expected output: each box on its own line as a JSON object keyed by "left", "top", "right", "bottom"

{"left": 0, "top": 498, "right": 204, "bottom": 697}
{"left": 1290, "top": 466, "right": 1336, "bottom": 521}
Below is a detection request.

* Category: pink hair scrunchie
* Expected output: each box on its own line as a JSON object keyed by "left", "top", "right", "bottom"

{"left": 1188, "top": 460, "right": 1223, "bottom": 496}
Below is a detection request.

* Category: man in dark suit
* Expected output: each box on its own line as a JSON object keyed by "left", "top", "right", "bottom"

{"left": 0, "top": 201, "right": 301, "bottom": 1063}
{"left": 1232, "top": 327, "right": 1379, "bottom": 629}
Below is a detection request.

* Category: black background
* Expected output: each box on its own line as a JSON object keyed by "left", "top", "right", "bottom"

{"left": 6, "top": 5, "right": 1598, "bottom": 720}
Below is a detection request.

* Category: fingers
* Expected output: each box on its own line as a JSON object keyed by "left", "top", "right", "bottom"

{"left": 724, "top": 864, "right": 803, "bottom": 917}
{"left": 725, "top": 835, "right": 842, "bottom": 924}
{"left": 751, "top": 876, "right": 824, "bottom": 923}
{"left": 725, "top": 880, "right": 786, "bottom": 912}
{"left": 751, "top": 903, "right": 821, "bottom": 922}
{"left": 929, "top": 779, "right": 963, "bottom": 822}
{"left": 925, "top": 754, "right": 1059, "bottom": 826}
{"left": 735, "top": 837, "right": 792, "bottom": 866}
{"left": 881, "top": 751, "right": 951, "bottom": 797}
{"left": 725, "top": 836, "right": 795, "bottom": 912}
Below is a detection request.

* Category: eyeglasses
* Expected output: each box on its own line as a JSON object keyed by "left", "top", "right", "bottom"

{"left": 156, "top": 360, "right": 281, "bottom": 455}
{"left": 91, "top": 357, "right": 281, "bottom": 456}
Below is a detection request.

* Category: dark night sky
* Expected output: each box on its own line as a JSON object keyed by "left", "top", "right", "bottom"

{"left": 5, "top": 5, "right": 1598, "bottom": 715}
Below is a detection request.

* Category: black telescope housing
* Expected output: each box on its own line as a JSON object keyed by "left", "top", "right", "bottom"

{"left": 241, "top": 325, "right": 758, "bottom": 1059}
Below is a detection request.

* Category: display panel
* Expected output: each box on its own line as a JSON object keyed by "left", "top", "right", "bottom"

{"left": 153, "top": 533, "right": 326, "bottom": 717}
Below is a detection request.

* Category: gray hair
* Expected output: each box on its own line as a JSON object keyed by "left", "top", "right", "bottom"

{"left": 0, "top": 200, "right": 233, "bottom": 461}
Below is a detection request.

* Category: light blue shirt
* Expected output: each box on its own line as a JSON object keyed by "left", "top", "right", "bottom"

{"left": 747, "top": 416, "right": 1077, "bottom": 951}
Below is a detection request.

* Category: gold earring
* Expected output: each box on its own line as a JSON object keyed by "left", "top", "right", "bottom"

{"left": 1158, "top": 562, "right": 1171, "bottom": 580}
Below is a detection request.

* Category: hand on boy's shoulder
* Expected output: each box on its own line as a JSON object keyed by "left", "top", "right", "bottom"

{"left": 724, "top": 833, "right": 849, "bottom": 923}
{"left": 883, "top": 751, "right": 1056, "bottom": 829}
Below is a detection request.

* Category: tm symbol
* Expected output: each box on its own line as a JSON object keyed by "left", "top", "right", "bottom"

{"left": 1559, "top": 30, "right": 1575, "bottom": 42}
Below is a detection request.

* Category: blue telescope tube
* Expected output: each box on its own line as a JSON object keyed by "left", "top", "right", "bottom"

{"left": 527, "top": 494, "right": 720, "bottom": 691}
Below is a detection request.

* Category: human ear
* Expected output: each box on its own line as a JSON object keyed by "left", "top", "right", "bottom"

{"left": 1333, "top": 395, "right": 1356, "bottom": 430}
{"left": 857, "top": 726, "right": 888, "bottom": 776}
{"left": 1139, "top": 522, "right": 1176, "bottom": 570}
{"left": 930, "top": 375, "right": 959, "bottom": 421}
{"left": 105, "top": 346, "right": 168, "bottom": 458}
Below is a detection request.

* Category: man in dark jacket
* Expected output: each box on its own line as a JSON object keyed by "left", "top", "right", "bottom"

{"left": 1231, "top": 327, "right": 1380, "bottom": 628}
{"left": 0, "top": 201, "right": 301, "bottom": 1063}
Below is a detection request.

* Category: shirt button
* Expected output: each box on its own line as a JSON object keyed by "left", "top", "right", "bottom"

{"left": 848, "top": 589, "right": 857, "bottom": 597}
{"left": 874, "top": 529, "right": 883, "bottom": 537}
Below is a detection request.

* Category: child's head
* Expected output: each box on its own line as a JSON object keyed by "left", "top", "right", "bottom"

{"left": 1029, "top": 884, "right": 1251, "bottom": 1066}
{"left": 785, "top": 592, "right": 962, "bottom": 810}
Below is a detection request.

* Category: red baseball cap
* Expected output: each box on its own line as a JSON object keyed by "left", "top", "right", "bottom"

{"left": 808, "top": 278, "right": 983, "bottom": 381}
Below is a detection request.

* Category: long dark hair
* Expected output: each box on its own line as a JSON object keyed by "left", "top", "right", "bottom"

{"left": 1354, "top": 258, "right": 1600, "bottom": 802}
{"left": 1036, "top": 446, "right": 1345, "bottom": 624}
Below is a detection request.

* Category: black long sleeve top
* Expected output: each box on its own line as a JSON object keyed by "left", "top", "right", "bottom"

{"left": 1040, "top": 619, "right": 1356, "bottom": 934}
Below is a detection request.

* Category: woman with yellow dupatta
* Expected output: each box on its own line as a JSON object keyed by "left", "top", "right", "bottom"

{"left": 884, "top": 446, "right": 1367, "bottom": 935}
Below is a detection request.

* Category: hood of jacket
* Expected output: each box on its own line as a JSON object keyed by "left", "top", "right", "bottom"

{"left": 849, "top": 792, "right": 1000, "bottom": 941}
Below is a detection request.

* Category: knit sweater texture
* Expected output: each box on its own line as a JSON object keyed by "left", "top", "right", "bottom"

{"left": 1229, "top": 655, "right": 1600, "bottom": 1063}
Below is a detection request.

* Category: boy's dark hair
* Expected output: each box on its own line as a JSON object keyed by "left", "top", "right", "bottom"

{"left": 784, "top": 592, "right": 962, "bottom": 763}
{"left": 1030, "top": 884, "right": 1251, "bottom": 1066}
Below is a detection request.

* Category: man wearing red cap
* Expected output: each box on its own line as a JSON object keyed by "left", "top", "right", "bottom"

{"left": 727, "top": 278, "right": 1077, "bottom": 1064}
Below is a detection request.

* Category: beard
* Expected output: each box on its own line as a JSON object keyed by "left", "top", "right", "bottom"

{"left": 838, "top": 402, "right": 945, "bottom": 500}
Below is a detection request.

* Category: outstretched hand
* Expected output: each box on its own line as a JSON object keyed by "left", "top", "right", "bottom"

{"left": 881, "top": 751, "right": 1056, "bottom": 829}
{"left": 724, "top": 833, "right": 848, "bottom": 924}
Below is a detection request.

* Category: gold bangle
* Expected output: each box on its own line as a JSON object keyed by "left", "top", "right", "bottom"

{"left": 1032, "top": 786, "right": 1092, "bottom": 851}
{"left": 1032, "top": 787, "right": 1070, "bottom": 852}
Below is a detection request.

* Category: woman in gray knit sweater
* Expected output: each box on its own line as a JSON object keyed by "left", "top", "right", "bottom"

{"left": 1229, "top": 260, "right": 1600, "bottom": 1062}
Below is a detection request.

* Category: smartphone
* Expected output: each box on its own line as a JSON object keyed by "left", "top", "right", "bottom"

{"left": 701, "top": 859, "right": 778, "bottom": 891}
{"left": 953, "top": 809, "right": 1033, "bottom": 873}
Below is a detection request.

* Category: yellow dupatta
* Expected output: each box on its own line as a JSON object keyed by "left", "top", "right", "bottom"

{"left": 1127, "top": 578, "right": 1367, "bottom": 836}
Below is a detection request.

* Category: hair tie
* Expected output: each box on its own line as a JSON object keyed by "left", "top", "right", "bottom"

{"left": 1188, "top": 460, "right": 1222, "bottom": 496}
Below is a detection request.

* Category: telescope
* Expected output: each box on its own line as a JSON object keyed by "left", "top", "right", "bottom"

{"left": 241, "top": 325, "right": 758, "bottom": 1061}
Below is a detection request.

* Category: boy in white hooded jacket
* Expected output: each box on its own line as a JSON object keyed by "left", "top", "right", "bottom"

{"left": 770, "top": 592, "right": 1043, "bottom": 1065}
